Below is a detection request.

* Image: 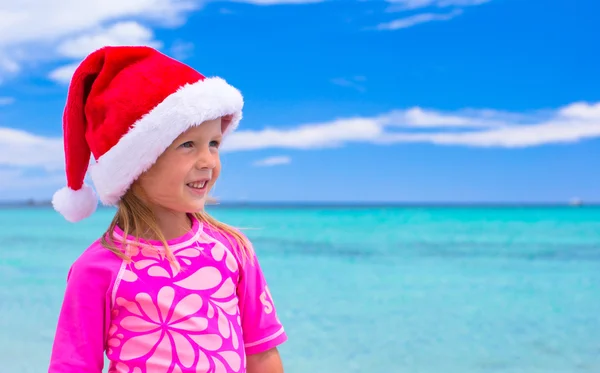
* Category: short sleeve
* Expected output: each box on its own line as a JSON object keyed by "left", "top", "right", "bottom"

{"left": 48, "top": 253, "right": 115, "bottom": 373}
{"left": 237, "top": 250, "right": 287, "bottom": 355}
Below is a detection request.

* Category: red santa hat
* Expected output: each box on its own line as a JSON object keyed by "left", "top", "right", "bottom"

{"left": 51, "top": 46, "right": 243, "bottom": 222}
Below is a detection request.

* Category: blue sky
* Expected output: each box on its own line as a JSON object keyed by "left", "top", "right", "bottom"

{"left": 0, "top": 0, "right": 598, "bottom": 203}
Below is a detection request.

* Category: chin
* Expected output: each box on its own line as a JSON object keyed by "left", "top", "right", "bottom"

{"left": 183, "top": 199, "right": 207, "bottom": 213}
{"left": 159, "top": 197, "right": 204, "bottom": 214}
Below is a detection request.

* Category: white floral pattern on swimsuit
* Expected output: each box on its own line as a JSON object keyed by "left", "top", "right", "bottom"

{"left": 48, "top": 215, "right": 286, "bottom": 373}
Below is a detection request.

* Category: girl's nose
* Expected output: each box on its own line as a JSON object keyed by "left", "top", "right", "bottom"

{"left": 196, "top": 148, "right": 216, "bottom": 169}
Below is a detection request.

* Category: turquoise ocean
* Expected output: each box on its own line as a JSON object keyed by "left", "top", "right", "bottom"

{"left": 1, "top": 205, "right": 599, "bottom": 372}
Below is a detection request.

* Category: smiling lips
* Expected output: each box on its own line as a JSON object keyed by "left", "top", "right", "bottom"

{"left": 186, "top": 179, "right": 209, "bottom": 194}
{"left": 188, "top": 181, "right": 207, "bottom": 189}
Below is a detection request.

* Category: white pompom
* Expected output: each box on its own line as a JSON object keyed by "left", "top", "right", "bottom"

{"left": 52, "top": 184, "right": 98, "bottom": 222}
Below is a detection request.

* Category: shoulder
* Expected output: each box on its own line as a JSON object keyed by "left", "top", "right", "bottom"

{"left": 200, "top": 222, "right": 256, "bottom": 268}
{"left": 66, "top": 239, "right": 125, "bottom": 287}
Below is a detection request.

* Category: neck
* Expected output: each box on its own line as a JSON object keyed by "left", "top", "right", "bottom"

{"left": 117, "top": 188, "right": 194, "bottom": 241}
{"left": 123, "top": 208, "right": 191, "bottom": 242}
{"left": 153, "top": 209, "right": 192, "bottom": 241}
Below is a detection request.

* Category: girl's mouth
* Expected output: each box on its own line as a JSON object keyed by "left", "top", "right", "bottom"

{"left": 186, "top": 179, "right": 209, "bottom": 195}
{"left": 187, "top": 180, "right": 207, "bottom": 189}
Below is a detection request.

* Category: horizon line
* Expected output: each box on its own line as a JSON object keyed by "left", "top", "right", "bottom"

{"left": 0, "top": 199, "right": 597, "bottom": 208}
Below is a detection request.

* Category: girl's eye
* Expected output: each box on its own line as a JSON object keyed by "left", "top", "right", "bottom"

{"left": 210, "top": 140, "right": 221, "bottom": 148}
{"left": 180, "top": 141, "right": 194, "bottom": 148}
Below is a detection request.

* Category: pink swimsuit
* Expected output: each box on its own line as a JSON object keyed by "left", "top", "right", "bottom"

{"left": 48, "top": 216, "right": 287, "bottom": 373}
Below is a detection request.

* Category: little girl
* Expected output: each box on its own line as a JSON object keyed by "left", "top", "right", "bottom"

{"left": 48, "top": 46, "right": 287, "bottom": 373}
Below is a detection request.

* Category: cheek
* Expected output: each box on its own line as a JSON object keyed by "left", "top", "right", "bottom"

{"left": 206, "top": 159, "right": 221, "bottom": 192}
{"left": 138, "top": 160, "right": 183, "bottom": 195}
{"left": 212, "top": 158, "right": 221, "bottom": 182}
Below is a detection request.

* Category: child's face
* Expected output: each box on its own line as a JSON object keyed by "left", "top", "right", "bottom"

{"left": 135, "top": 118, "right": 223, "bottom": 215}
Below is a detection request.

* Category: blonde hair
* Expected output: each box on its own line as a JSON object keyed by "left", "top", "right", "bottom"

{"left": 100, "top": 188, "right": 254, "bottom": 267}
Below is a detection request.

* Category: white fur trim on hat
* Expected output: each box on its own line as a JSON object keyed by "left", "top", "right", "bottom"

{"left": 52, "top": 184, "right": 98, "bottom": 223}
{"left": 89, "top": 76, "right": 243, "bottom": 206}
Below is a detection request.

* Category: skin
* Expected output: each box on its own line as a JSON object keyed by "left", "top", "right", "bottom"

{"left": 247, "top": 347, "right": 284, "bottom": 373}
{"left": 134, "top": 117, "right": 284, "bottom": 373}
{"left": 134, "top": 118, "right": 223, "bottom": 239}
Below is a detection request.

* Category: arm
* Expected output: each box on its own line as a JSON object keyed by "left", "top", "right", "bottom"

{"left": 48, "top": 256, "right": 112, "bottom": 373}
{"left": 236, "top": 248, "right": 288, "bottom": 362}
{"left": 247, "top": 347, "right": 284, "bottom": 373}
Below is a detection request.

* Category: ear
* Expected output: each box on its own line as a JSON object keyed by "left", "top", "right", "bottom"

{"left": 221, "top": 114, "right": 233, "bottom": 134}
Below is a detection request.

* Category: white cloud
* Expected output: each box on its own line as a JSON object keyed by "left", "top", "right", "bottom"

{"left": 385, "top": 0, "right": 489, "bottom": 11}
{"left": 223, "top": 101, "right": 600, "bottom": 151}
{"left": 0, "top": 54, "right": 20, "bottom": 83}
{"left": 331, "top": 76, "right": 367, "bottom": 92}
{"left": 169, "top": 40, "right": 195, "bottom": 60}
{"left": 0, "top": 0, "right": 197, "bottom": 81}
{"left": 56, "top": 22, "right": 161, "bottom": 59}
{"left": 49, "top": 21, "right": 162, "bottom": 84}
{"left": 0, "top": 0, "right": 327, "bottom": 81}
{"left": 379, "top": 120, "right": 600, "bottom": 148}
{"left": 0, "top": 97, "right": 15, "bottom": 105}
{"left": 383, "top": 107, "right": 541, "bottom": 128}
{"left": 253, "top": 156, "right": 292, "bottom": 167}
{"left": 376, "top": 9, "right": 463, "bottom": 30}
{"left": 223, "top": 118, "right": 384, "bottom": 151}
{"left": 0, "top": 55, "right": 20, "bottom": 73}
{"left": 377, "top": 0, "right": 490, "bottom": 30}
{"left": 385, "top": 0, "right": 435, "bottom": 11}
{"left": 231, "top": 0, "right": 324, "bottom": 4}
{"left": 0, "top": 127, "right": 63, "bottom": 170}
{"left": 1, "top": 102, "right": 599, "bottom": 174}
{"left": 385, "top": 102, "right": 600, "bottom": 147}
{"left": 437, "top": 0, "right": 489, "bottom": 6}
{"left": 47, "top": 63, "right": 79, "bottom": 84}
{"left": 0, "top": 168, "right": 65, "bottom": 192}
{"left": 0, "top": 0, "right": 197, "bottom": 47}
{"left": 0, "top": 0, "right": 324, "bottom": 48}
